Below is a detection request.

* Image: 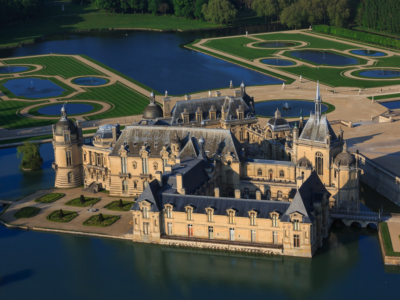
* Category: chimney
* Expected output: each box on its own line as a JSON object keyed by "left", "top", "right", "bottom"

{"left": 235, "top": 189, "right": 241, "bottom": 199}
{"left": 176, "top": 173, "right": 185, "bottom": 194}
{"left": 155, "top": 171, "right": 162, "bottom": 187}
{"left": 256, "top": 190, "right": 261, "bottom": 200}
{"left": 185, "top": 95, "right": 191, "bottom": 100}
{"left": 215, "top": 91, "right": 221, "bottom": 97}
{"left": 214, "top": 187, "right": 220, "bottom": 197}
{"left": 112, "top": 126, "right": 117, "bottom": 143}
{"left": 234, "top": 90, "right": 240, "bottom": 97}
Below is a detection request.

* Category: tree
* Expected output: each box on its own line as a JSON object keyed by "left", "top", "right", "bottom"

{"left": 252, "top": 0, "right": 278, "bottom": 23}
{"left": 148, "top": 0, "right": 161, "bottom": 14}
{"left": 98, "top": 213, "right": 104, "bottom": 222}
{"left": 80, "top": 195, "right": 86, "bottom": 205}
{"left": 280, "top": 2, "right": 305, "bottom": 29}
{"left": 159, "top": 2, "right": 170, "bottom": 14}
{"left": 194, "top": 0, "right": 205, "bottom": 20}
{"left": 173, "top": 0, "right": 193, "bottom": 18}
{"left": 17, "top": 141, "right": 43, "bottom": 170}
{"left": 59, "top": 209, "right": 64, "bottom": 219}
{"left": 202, "top": 0, "right": 237, "bottom": 25}
{"left": 118, "top": 199, "right": 124, "bottom": 208}
{"left": 327, "top": 0, "right": 350, "bottom": 28}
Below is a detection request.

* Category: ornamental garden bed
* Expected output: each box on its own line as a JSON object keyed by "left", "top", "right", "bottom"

{"left": 35, "top": 193, "right": 65, "bottom": 203}
{"left": 46, "top": 209, "right": 78, "bottom": 223}
{"left": 65, "top": 196, "right": 100, "bottom": 207}
{"left": 14, "top": 207, "right": 40, "bottom": 219}
{"left": 83, "top": 214, "right": 120, "bottom": 227}
{"left": 104, "top": 200, "right": 134, "bottom": 212}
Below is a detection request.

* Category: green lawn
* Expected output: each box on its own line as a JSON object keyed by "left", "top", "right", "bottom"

{"left": 65, "top": 196, "right": 100, "bottom": 207}
{"left": 1, "top": 56, "right": 104, "bottom": 78}
{"left": 28, "top": 101, "right": 104, "bottom": 116}
{"left": 83, "top": 214, "right": 120, "bottom": 227}
{"left": 63, "top": 82, "right": 150, "bottom": 120}
{"left": 104, "top": 200, "right": 134, "bottom": 212}
{"left": 46, "top": 209, "right": 78, "bottom": 223}
{"left": 35, "top": 193, "right": 65, "bottom": 203}
{"left": 374, "top": 55, "right": 400, "bottom": 68}
{"left": 14, "top": 207, "right": 40, "bottom": 219}
{"left": 380, "top": 222, "right": 400, "bottom": 257}
{"left": 367, "top": 93, "right": 400, "bottom": 100}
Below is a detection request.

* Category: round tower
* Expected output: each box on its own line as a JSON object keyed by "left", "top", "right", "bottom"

{"left": 52, "top": 104, "right": 83, "bottom": 188}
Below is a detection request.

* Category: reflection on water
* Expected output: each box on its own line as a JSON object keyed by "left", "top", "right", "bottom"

{"left": 261, "top": 59, "right": 294, "bottom": 66}
{"left": 0, "top": 66, "right": 29, "bottom": 73}
{"left": 73, "top": 77, "right": 107, "bottom": 86}
{"left": 379, "top": 100, "right": 400, "bottom": 110}
{"left": 290, "top": 50, "right": 359, "bottom": 66}
{"left": 351, "top": 50, "right": 386, "bottom": 57}
{"left": 2, "top": 77, "right": 66, "bottom": 98}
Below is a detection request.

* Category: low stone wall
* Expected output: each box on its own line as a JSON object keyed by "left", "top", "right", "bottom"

{"left": 355, "top": 153, "right": 400, "bottom": 206}
{"left": 378, "top": 228, "right": 400, "bottom": 266}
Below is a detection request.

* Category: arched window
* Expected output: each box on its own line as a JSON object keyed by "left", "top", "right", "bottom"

{"left": 268, "top": 169, "right": 273, "bottom": 180}
{"left": 277, "top": 190, "right": 282, "bottom": 198}
{"left": 266, "top": 190, "right": 271, "bottom": 200}
{"left": 279, "top": 170, "right": 284, "bottom": 178}
{"left": 301, "top": 171, "right": 304, "bottom": 179}
{"left": 257, "top": 169, "right": 263, "bottom": 176}
{"left": 133, "top": 181, "right": 138, "bottom": 189}
{"left": 315, "top": 152, "right": 323, "bottom": 175}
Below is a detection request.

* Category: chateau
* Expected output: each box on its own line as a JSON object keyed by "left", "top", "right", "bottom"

{"left": 51, "top": 82, "right": 359, "bottom": 257}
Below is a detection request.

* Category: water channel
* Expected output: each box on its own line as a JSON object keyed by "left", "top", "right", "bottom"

{"left": 359, "top": 69, "right": 400, "bottom": 78}
{"left": 261, "top": 59, "right": 295, "bottom": 66}
{"left": 1, "top": 27, "right": 400, "bottom": 298}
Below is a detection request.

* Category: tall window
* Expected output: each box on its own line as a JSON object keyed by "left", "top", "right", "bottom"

{"left": 239, "top": 131, "right": 244, "bottom": 141}
{"left": 293, "top": 219, "right": 300, "bottom": 231}
{"left": 273, "top": 231, "right": 278, "bottom": 244}
{"left": 64, "top": 133, "right": 70, "bottom": 142}
{"left": 143, "top": 223, "right": 149, "bottom": 235}
{"left": 122, "top": 180, "right": 128, "bottom": 193}
{"left": 244, "top": 188, "right": 249, "bottom": 198}
{"left": 188, "top": 224, "right": 193, "bottom": 237}
{"left": 84, "top": 152, "right": 87, "bottom": 162}
{"left": 67, "top": 172, "right": 73, "bottom": 183}
{"left": 230, "top": 228, "right": 235, "bottom": 241}
{"left": 251, "top": 230, "right": 256, "bottom": 242}
{"left": 238, "top": 112, "right": 244, "bottom": 120}
{"left": 142, "top": 207, "right": 149, "bottom": 219}
{"left": 206, "top": 209, "right": 213, "bottom": 222}
{"left": 279, "top": 170, "right": 284, "bottom": 178}
{"left": 277, "top": 190, "right": 282, "bottom": 199}
{"left": 250, "top": 212, "right": 256, "bottom": 226}
{"left": 162, "top": 158, "right": 168, "bottom": 172}
{"left": 166, "top": 206, "right": 172, "bottom": 218}
{"left": 142, "top": 158, "right": 148, "bottom": 174}
{"left": 187, "top": 208, "right": 192, "bottom": 221}
{"left": 315, "top": 152, "right": 323, "bottom": 175}
{"left": 272, "top": 214, "right": 278, "bottom": 227}
{"left": 294, "top": 235, "right": 300, "bottom": 247}
{"left": 66, "top": 151, "right": 72, "bottom": 166}
{"left": 167, "top": 223, "right": 173, "bottom": 235}
{"left": 208, "top": 226, "right": 214, "bottom": 239}
{"left": 121, "top": 157, "right": 127, "bottom": 173}
{"left": 257, "top": 169, "right": 263, "bottom": 176}
{"left": 183, "top": 115, "right": 189, "bottom": 123}
{"left": 97, "top": 154, "right": 101, "bottom": 166}
{"left": 196, "top": 114, "right": 202, "bottom": 122}
{"left": 268, "top": 169, "right": 273, "bottom": 180}
{"left": 228, "top": 211, "right": 235, "bottom": 224}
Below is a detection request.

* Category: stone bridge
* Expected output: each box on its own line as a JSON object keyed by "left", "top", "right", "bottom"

{"left": 331, "top": 209, "right": 380, "bottom": 228}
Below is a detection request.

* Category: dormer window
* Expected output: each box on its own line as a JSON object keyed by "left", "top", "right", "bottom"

{"left": 293, "top": 219, "right": 300, "bottom": 231}
{"left": 227, "top": 209, "right": 236, "bottom": 224}
{"left": 205, "top": 208, "right": 214, "bottom": 222}
{"left": 142, "top": 206, "right": 149, "bottom": 219}
{"left": 196, "top": 107, "right": 203, "bottom": 123}
{"left": 248, "top": 211, "right": 257, "bottom": 226}
{"left": 64, "top": 133, "right": 70, "bottom": 142}
{"left": 209, "top": 105, "right": 217, "bottom": 120}
{"left": 165, "top": 205, "right": 173, "bottom": 219}
{"left": 238, "top": 112, "right": 243, "bottom": 120}
{"left": 185, "top": 206, "right": 194, "bottom": 221}
{"left": 182, "top": 108, "right": 189, "bottom": 124}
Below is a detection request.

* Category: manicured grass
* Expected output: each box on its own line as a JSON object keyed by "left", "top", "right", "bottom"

{"left": 63, "top": 82, "right": 150, "bottom": 120}
{"left": 0, "top": 76, "right": 76, "bottom": 100}
{"left": 380, "top": 222, "right": 400, "bottom": 257}
{"left": 35, "top": 193, "right": 65, "bottom": 203}
{"left": 367, "top": 93, "right": 400, "bottom": 100}
{"left": 14, "top": 207, "right": 40, "bottom": 219}
{"left": 1, "top": 56, "right": 105, "bottom": 78}
{"left": 276, "top": 65, "right": 400, "bottom": 88}
{"left": 104, "top": 200, "right": 134, "bottom": 212}
{"left": 65, "top": 197, "right": 100, "bottom": 207}
{"left": 204, "top": 37, "right": 277, "bottom": 60}
{"left": 83, "top": 214, "right": 120, "bottom": 227}
{"left": 374, "top": 55, "right": 400, "bottom": 68}
{"left": 46, "top": 209, "right": 78, "bottom": 223}
{"left": 28, "top": 101, "right": 104, "bottom": 116}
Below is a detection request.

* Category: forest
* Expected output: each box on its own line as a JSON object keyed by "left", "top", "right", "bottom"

{"left": 1, "top": 0, "right": 400, "bottom": 36}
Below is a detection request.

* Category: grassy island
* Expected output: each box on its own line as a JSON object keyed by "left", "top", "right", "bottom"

{"left": 46, "top": 209, "right": 78, "bottom": 223}
{"left": 105, "top": 200, "right": 134, "bottom": 212}
{"left": 14, "top": 207, "right": 41, "bottom": 219}
{"left": 65, "top": 196, "right": 100, "bottom": 207}
{"left": 35, "top": 193, "right": 65, "bottom": 203}
{"left": 83, "top": 213, "right": 120, "bottom": 227}
{"left": 379, "top": 222, "right": 400, "bottom": 257}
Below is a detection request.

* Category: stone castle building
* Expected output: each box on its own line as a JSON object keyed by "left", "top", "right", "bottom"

{"left": 51, "top": 82, "right": 359, "bottom": 257}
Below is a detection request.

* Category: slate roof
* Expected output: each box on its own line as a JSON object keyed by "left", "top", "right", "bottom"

{"left": 110, "top": 125, "right": 242, "bottom": 161}
{"left": 299, "top": 113, "right": 337, "bottom": 143}
{"left": 93, "top": 124, "right": 120, "bottom": 139}
{"left": 133, "top": 179, "right": 162, "bottom": 212}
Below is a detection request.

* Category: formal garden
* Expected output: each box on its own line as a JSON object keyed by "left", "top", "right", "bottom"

{"left": 65, "top": 195, "right": 100, "bottom": 207}
{"left": 105, "top": 200, "right": 135, "bottom": 212}
{"left": 14, "top": 207, "right": 41, "bottom": 219}
{"left": 46, "top": 209, "right": 78, "bottom": 223}
{"left": 83, "top": 213, "right": 120, "bottom": 227}
{"left": 34, "top": 193, "right": 65, "bottom": 203}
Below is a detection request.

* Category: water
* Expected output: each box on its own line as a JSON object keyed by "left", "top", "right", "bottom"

{"left": 379, "top": 100, "right": 400, "bottom": 109}
{"left": 0, "top": 28, "right": 285, "bottom": 95}
{"left": 0, "top": 66, "right": 29, "bottom": 73}
{"left": 256, "top": 100, "right": 328, "bottom": 117}
{"left": 257, "top": 42, "right": 296, "bottom": 48}
{"left": 350, "top": 50, "right": 386, "bottom": 57}
{"left": 73, "top": 77, "right": 108, "bottom": 86}
{"left": 2, "top": 77, "right": 66, "bottom": 98}
{"left": 38, "top": 103, "right": 94, "bottom": 115}
{"left": 359, "top": 69, "right": 400, "bottom": 78}
{"left": 290, "top": 50, "right": 359, "bottom": 66}
{"left": 0, "top": 144, "right": 55, "bottom": 200}
{"left": 261, "top": 59, "right": 294, "bottom": 66}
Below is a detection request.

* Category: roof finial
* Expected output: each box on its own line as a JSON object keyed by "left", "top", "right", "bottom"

{"left": 61, "top": 102, "right": 67, "bottom": 119}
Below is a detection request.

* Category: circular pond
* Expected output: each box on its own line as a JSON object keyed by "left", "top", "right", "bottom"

{"left": 256, "top": 100, "right": 329, "bottom": 118}
{"left": 37, "top": 103, "right": 94, "bottom": 115}
{"left": 73, "top": 77, "right": 107, "bottom": 86}
{"left": 257, "top": 41, "right": 296, "bottom": 48}
{"left": 290, "top": 50, "right": 359, "bottom": 66}
{"left": 2, "top": 77, "right": 66, "bottom": 98}
{"left": 0, "top": 66, "right": 29, "bottom": 73}
{"left": 350, "top": 50, "right": 386, "bottom": 57}
{"left": 358, "top": 69, "right": 400, "bottom": 78}
{"left": 261, "top": 59, "right": 294, "bottom": 66}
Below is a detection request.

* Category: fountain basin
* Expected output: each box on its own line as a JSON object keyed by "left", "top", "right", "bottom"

{"left": 2, "top": 78, "right": 66, "bottom": 98}
{"left": 289, "top": 50, "right": 359, "bottom": 66}
{"left": 358, "top": 69, "right": 400, "bottom": 78}
{"left": 37, "top": 103, "right": 94, "bottom": 115}
{"left": 256, "top": 41, "right": 297, "bottom": 48}
{"left": 0, "top": 66, "right": 29, "bottom": 73}
{"left": 256, "top": 100, "right": 329, "bottom": 118}
{"left": 261, "top": 59, "right": 294, "bottom": 66}
{"left": 73, "top": 77, "right": 108, "bottom": 86}
{"left": 350, "top": 50, "right": 386, "bottom": 57}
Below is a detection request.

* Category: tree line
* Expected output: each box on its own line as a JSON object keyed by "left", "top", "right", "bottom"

{"left": 0, "top": 0, "right": 43, "bottom": 25}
